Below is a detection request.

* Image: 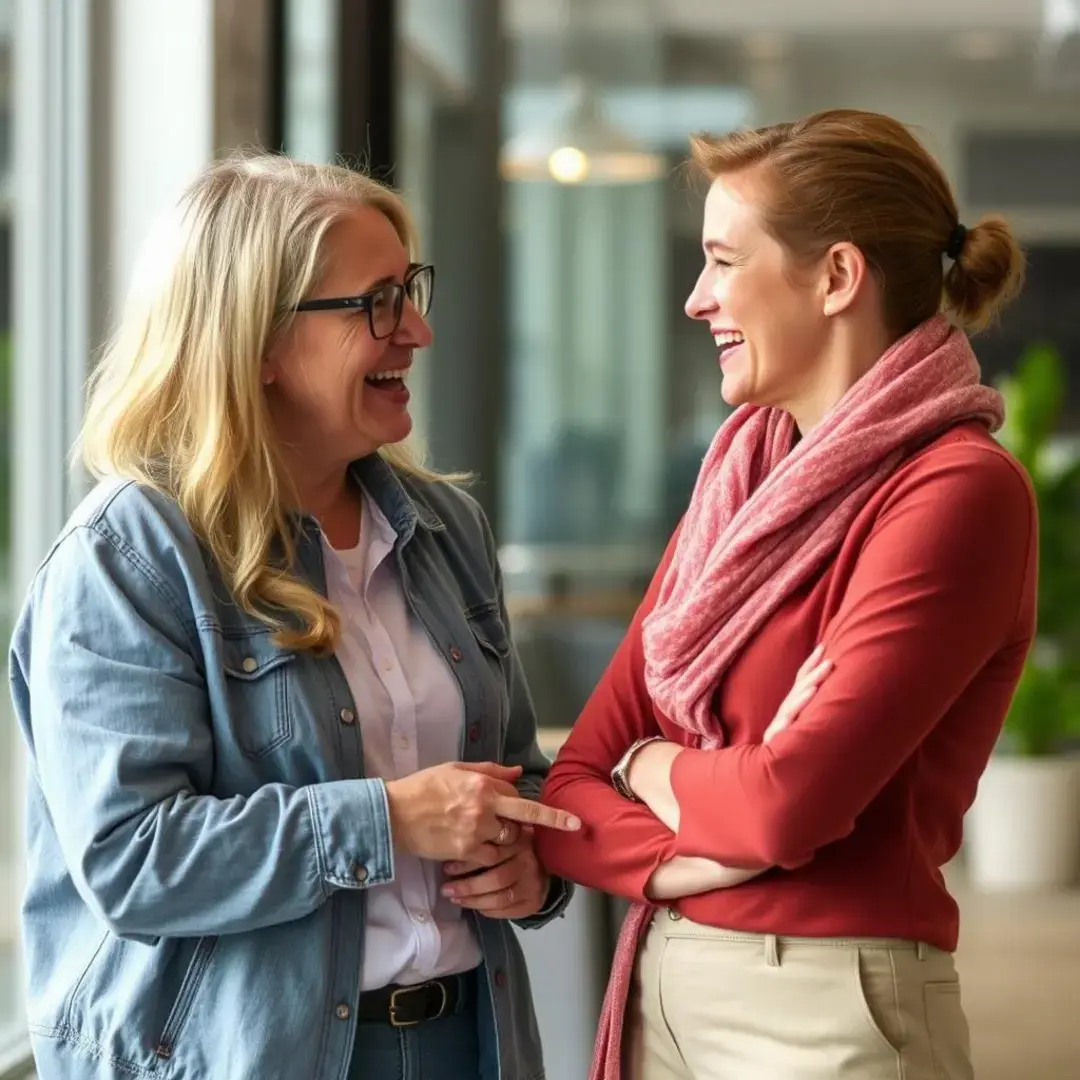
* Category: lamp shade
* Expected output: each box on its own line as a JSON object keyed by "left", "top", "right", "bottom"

{"left": 501, "top": 78, "right": 665, "bottom": 185}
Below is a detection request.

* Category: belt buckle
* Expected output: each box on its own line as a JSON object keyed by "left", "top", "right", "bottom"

{"left": 389, "top": 980, "right": 448, "bottom": 1028}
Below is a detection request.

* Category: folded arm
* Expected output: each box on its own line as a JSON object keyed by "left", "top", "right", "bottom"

{"left": 665, "top": 449, "right": 1036, "bottom": 869}
{"left": 536, "top": 533, "right": 771, "bottom": 902}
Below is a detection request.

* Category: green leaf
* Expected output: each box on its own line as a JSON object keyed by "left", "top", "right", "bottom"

{"left": 996, "top": 341, "right": 1063, "bottom": 476}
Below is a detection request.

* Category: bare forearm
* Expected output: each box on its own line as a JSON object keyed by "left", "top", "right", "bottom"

{"left": 645, "top": 856, "right": 767, "bottom": 900}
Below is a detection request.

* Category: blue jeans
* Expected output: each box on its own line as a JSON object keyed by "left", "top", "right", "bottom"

{"left": 346, "top": 984, "right": 482, "bottom": 1080}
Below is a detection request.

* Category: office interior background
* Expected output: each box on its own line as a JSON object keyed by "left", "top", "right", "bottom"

{"left": 2, "top": 0, "right": 1080, "bottom": 1077}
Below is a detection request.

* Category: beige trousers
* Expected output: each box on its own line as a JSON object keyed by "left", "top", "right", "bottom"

{"left": 625, "top": 910, "right": 973, "bottom": 1080}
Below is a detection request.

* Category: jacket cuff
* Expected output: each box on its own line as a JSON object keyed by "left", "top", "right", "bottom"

{"left": 513, "top": 874, "right": 574, "bottom": 930}
{"left": 306, "top": 779, "right": 396, "bottom": 894}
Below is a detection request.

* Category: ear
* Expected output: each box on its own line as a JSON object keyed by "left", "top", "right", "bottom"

{"left": 262, "top": 331, "right": 287, "bottom": 386}
{"left": 820, "top": 242, "right": 869, "bottom": 318}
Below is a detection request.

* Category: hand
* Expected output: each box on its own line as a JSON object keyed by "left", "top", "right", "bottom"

{"left": 385, "top": 761, "right": 581, "bottom": 864}
{"left": 440, "top": 831, "right": 551, "bottom": 919}
{"left": 762, "top": 645, "right": 833, "bottom": 743}
{"left": 625, "top": 741, "right": 682, "bottom": 829}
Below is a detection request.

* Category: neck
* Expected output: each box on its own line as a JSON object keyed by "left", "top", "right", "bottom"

{"left": 280, "top": 450, "right": 361, "bottom": 546}
{"left": 787, "top": 318, "right": 894, "bottom": 435}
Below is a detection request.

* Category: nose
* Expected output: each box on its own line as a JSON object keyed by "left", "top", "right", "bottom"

{"left": 685, "top": 268, "right": 717, "bottom": 321}
{"left": 393, "top": 298, "right": 433, "bottom": 348}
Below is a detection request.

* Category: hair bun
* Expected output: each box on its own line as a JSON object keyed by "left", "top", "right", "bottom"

{"left": 943, "top": 214, "right": 1025, "bottom": 332}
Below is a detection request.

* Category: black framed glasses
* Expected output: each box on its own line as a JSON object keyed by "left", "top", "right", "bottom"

{"left": 293, "top": 263, "right": 435, "bottom": 340}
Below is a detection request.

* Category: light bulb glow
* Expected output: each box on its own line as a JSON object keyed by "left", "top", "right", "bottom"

{"left": 547, "top": 146, "right": 590, "bottom": 184}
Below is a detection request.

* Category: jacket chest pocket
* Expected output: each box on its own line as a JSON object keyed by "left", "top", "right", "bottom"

{"left": 218, "top": 631, "right": 296, "bottom": 759}
{"left": 464, "top": 602, "right": 512, "bottom": 731}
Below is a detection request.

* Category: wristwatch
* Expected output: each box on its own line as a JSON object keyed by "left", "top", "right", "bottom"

{"left": 610, "top": 736, "right": 664, "bottom": 801}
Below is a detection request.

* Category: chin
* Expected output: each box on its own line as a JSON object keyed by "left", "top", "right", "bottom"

{"left": 378, "top": 413, "right": 414, "bottom": 447}
{"left": 720, "top": 373, "right": 752, "bottom": 407}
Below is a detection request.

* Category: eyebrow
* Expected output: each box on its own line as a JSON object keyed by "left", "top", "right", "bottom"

{"left": 704, "top": 239, "right": 738, "bottom": 255}
{"left": 349, "top": 262, "right": 422, "bottom": 296}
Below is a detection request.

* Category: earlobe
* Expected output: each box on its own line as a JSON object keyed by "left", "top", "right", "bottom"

{"left": 821, "top": 243, "right": 865, "bottom": 318}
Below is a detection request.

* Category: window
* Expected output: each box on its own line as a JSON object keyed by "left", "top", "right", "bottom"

{"left": 0, "top": 0, "right": 18, "bottom": 1059}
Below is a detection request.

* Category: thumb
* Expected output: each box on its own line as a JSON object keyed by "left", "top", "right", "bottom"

{"left": 456, "top": 761, "right": 524, "bottom": 780}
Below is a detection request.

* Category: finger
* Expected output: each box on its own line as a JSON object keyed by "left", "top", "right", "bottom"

{"left": 443, "top": 848, "right": 516, "bottom": 880}
{"left": 451, "top": 884, "right": 530, "bottom": 913}
{"left": 459, "top": 900, "right": 536, "bottom": 920}
{"left": 786, "top": 685, "right": 820, "bottom": 714}
{"left": 494, "top": 820, "right": 521, "bottom": 847}
{"left": 491, "top": 795, "right": 581, "bottom": 832}
{"left": 445, "top": 831, "right": 530, "bottom": 876}
{"left": 800, "top": 657, "right": 833, "bottom": 686}
{"left": 442, "top": 860, "right": 519, "bottom": 900}
{"left": 796, "top": 643, "right": 826, "bottom": 677}
{"left": 445, "top": 843, "right": 503, "bottom": 875}
{"left": 457, "top": 761, "right": 523, "bottom": 780}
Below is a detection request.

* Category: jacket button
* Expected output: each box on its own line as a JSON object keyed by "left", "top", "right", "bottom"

{"left": 468, "top": 725, "right": 480, "bottom": 743}
{"left": 335, "top": 1003, "right": 351, "bottom": 1020}
{"left": 339, "top": 708, "right": 355, "bottom": 725}
{"left": 493, "top": 969, "right": 507, "bottom": 988}
{"left": 668, "top": 908, "right": 682, "bottom": 921}
{"left": 449, "top": 646, "right": 464, "bottom": 662}
{"left": 352, "top": 863, "right": 369, "bottom": 884}
{"left": 242, "top": 657, "right": 258, "bottom": 673}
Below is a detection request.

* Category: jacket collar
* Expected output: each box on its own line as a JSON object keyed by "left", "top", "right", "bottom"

{"left": 347, "top": 454, "right": 444, "bottom": 543}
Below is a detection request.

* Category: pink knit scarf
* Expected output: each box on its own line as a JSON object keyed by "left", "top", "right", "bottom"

{"left": 591, "top": 315, "right": 1003, "bottom": 1080}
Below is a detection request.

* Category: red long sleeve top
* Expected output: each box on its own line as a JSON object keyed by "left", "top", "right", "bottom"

{"left": 537, "top": 423, "right": 1037, "bottom": 952}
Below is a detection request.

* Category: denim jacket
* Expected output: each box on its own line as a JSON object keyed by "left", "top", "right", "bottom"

{"left": 10, "top": 455, "right": 571, "bottom": 1080}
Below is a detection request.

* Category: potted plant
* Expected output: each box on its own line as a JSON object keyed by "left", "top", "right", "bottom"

{"left": 965, "top": 342, "right": 1080, "bottom": 890}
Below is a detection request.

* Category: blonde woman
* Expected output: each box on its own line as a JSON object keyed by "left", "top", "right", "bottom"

{"left": 11, "top": 154, "right": 579, "bottom": 1080}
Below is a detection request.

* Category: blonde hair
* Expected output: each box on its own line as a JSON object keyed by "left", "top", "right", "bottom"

{"left": 80, "top": 152, "right": 447, "bottom": 653}
{"left": 690, "top": 109, "right": 1025, "bottom": 335}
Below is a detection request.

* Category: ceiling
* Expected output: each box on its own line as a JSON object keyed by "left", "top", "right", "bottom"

{"left": 504, "top": 0, "right": 1051, "bottom": 37}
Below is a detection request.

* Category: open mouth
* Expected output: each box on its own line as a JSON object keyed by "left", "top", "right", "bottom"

{"left": 364, "top": 367, "right": 409, "bottom": 392}
{"left": 713, "top": 330, "right": 745, "bottom": 358}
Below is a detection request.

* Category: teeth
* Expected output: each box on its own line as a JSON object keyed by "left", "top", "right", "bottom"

{"left": 713, "top": 331, "right": 745, "bottom": 347}
{"left": 366, "top": 369, "right": 409, "bottom": 381}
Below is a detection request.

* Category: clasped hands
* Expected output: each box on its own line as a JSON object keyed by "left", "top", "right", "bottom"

{"left": 385, "top": 760, "right": 579, "bottom": 920}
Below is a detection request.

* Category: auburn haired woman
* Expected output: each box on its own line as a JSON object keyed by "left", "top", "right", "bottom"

{"left": 537, "top": 109, "right": 1035, "bottom": 1080}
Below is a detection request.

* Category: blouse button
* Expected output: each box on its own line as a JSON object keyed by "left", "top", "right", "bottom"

{"left": 241, "top": 657, "right": 258, "bottom": 673}
{"left": 449, "top": 646, "right": 464, "bottom": 662}
{"left": 339, "top": 708, "right": 355, "bottom": 725}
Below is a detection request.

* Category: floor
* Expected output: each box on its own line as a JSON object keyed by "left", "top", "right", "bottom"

{"left": 954, "top": 883, "right": 1080, "bottom": 1079}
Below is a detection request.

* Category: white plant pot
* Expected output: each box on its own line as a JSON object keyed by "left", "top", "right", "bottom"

{"left": 965, "top": 755, "right": 1080, "bottom": 891}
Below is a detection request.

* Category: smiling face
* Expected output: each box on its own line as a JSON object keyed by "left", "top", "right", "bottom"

{"left": 685, "top": 170, "right": 834, "bottom": 414}
{"left": 263, "top": 205, "right": 432, "bottom": 478}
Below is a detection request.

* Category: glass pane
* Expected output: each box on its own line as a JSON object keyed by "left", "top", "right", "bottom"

{"left": 282, "top": 0, "right": 338, "bottom": 164}
{"left": 0, "top": 0, "right": 17, "bottom": 1049}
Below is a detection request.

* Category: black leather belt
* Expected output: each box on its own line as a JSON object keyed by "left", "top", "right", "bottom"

{"left": 356, "top": 971, "right": 474, "bottom": 1027}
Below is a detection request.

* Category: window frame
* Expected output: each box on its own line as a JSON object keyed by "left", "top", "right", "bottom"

{"left": 3, "top": 0, "right": 96, "bottom": 1071}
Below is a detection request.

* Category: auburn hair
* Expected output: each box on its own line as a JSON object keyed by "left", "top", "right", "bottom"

{"left": 689, "top": 109, "right": 1024, "bottom": 335}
